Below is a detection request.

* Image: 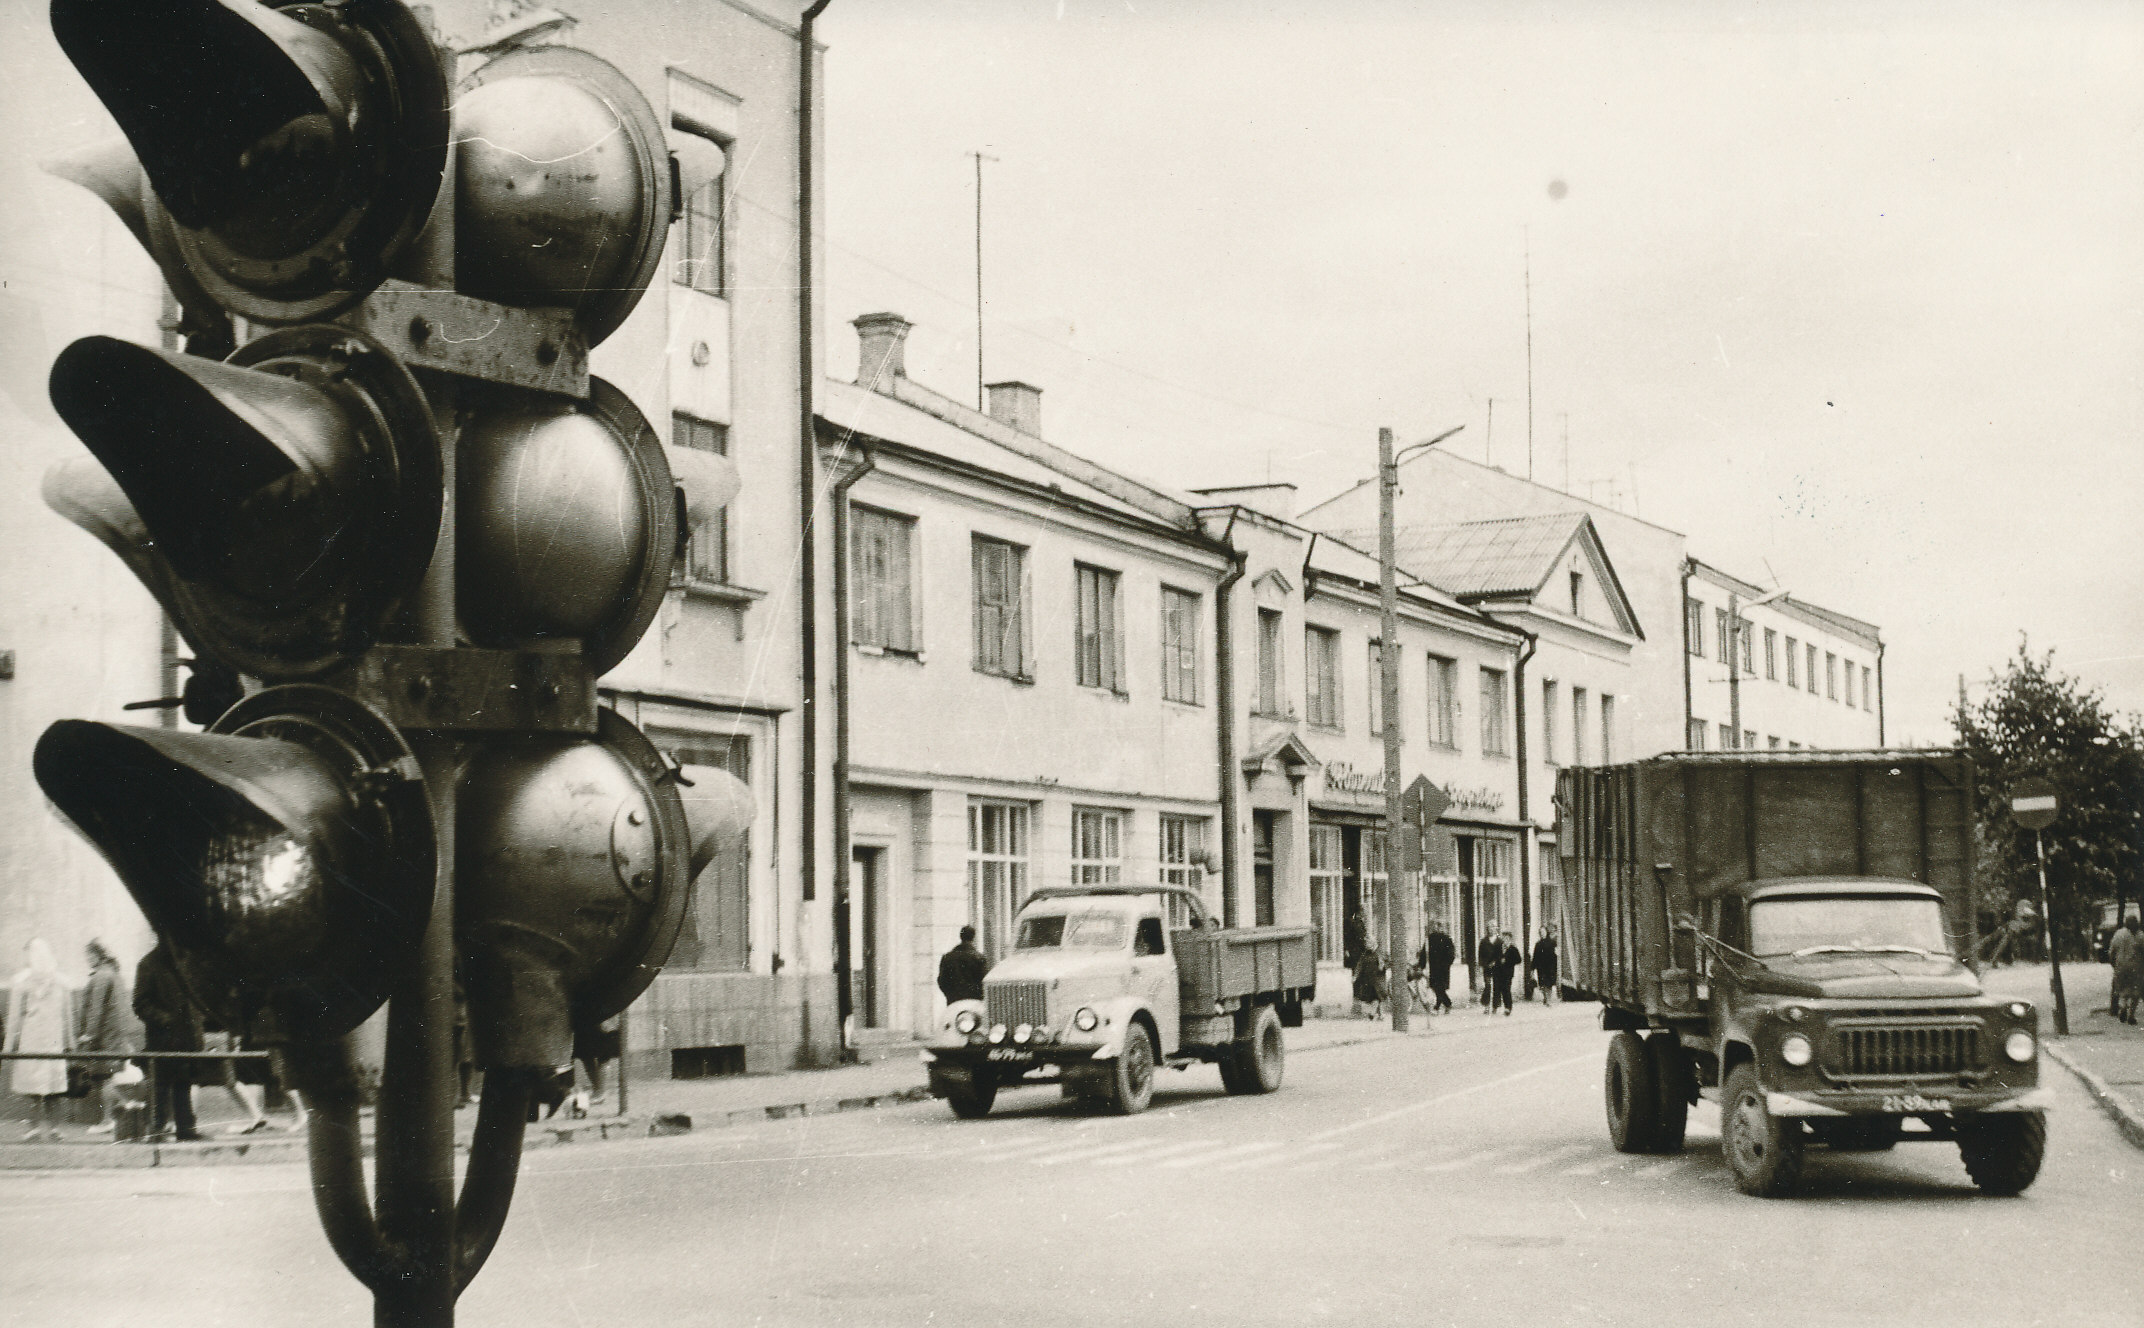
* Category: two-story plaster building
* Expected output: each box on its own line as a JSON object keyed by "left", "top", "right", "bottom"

{"left": 1682, "top": 559, "right": 1884, "bottom": 753}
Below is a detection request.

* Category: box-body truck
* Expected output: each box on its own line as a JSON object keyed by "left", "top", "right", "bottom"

{"left": 1556, "top": 751, "right": 2050, "bottom": 1196}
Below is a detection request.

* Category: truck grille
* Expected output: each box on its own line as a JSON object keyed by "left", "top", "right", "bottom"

{"left": 986, "top": 980, "right": 1048, "bottom": 1030}
{"left": 1832, "top": 1023, "right": 1981, "bottom": 1077}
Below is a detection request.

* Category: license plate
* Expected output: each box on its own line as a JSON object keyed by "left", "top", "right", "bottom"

{"left": 987, "top": 1049, "right": 1035, "bottom": 1063}
{"left": 1881, "top": 1093, "right": 1952, "bottom": 1113}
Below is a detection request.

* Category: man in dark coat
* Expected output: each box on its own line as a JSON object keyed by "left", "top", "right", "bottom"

{"left": 1422, "top": 925, "right": 1456, "bottom": 1013}
{"left": 1477, "top": 927, "right": 1502, "bottom": 1012}
{"left": 1531, "top": 929, "right": 1560, "bottom": 1006}
{"left": 1342, "top": 907, "right": 1368, "bottom": 972}
{"left": 1490, "top": 931, "right": 1524, "bottom": 1015}
{"left": 132, "top": 941, "right": 202, "bottom": 1141}
{"left": 937, "top": 926, "right": 989, "bottom": 1005}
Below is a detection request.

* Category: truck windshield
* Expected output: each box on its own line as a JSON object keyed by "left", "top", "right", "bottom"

{"left": 1016, "top": 911, "right": 1127, "bottom": 950}
{"left": 1749, "top": 896, "right": 1951, "bottom": 959}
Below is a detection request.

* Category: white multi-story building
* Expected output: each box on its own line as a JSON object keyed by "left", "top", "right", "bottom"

{"left": 1682, "top": 559, "right": 1884, "bottom": 752}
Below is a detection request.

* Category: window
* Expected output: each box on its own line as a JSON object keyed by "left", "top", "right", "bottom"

{"left": 1807, "top": 643, "right": 1819, "bottom": 694}
{"left": 1541, "top": 679, "right": 1558, "bottom": 766}
{"left": 1256, "top": 609, "right": 1285, "bottom": 716}
{"left": 1738, "top": 625, "right": 1753, "bottom": 676}
{"left": 967, "top": 800, "right": 1030, "bottom": 960}
{"left": 1785, "top": 636, "right": 1799, "bottom": 688}
{"left": 1071, "top": 807, "right": 1123, "bottom": 885}
{"left": 1744, "top": 729, "right": 1757, "bottom": 751}
{"left": 672, "top": 137, "right": 728, "bottom": 297}
{"left": 1764, "top": 628, "right": 1778, "bottom": 680}
{"left": 1862, "top": 665, "right": 1873, "bottom": 712}
{"left": 1720, "top": 722, "right": 1737, "bottom": 750}
{"left": 1480, "top": 667, "right": 1509, "bottom": 756}
{"left": 1686, "top": 598, "right": 1705, "bottom": 657}
{"left": 1134, "top": 917, "right": 1167, "bottom": 957}
{"left": 849, "top": 505, "right": 914, "bottom": 652}
{"left": 1601, "top": 694, "right": 1617, "bottom": 763}
{"left": 1572, "top": 687, "right": 1590, "bottom": 766}
{"left": 1309, "top": 824, "right": 1345, "bottom": 964}
{"left": 1826, "top": 652, "right": 1838, "bottom": 700}
{"left": 1304, "top": 626, "right": 1341, "bottom": 728}
{"left": 1427, "top": 654, "right": 1458, "bottom": 748}
{"left": 1160, "top": 587, "right": 1200, "bottom": 704}
{"left": 666, "top": 737, "right": 750, "bottom": 971}
{"left": 1074, "top": 564, "right": 1124, "bottom": 692}
{"left": 1715, "top": 608, "right": 1730, "bottom": 664}
{"left": 1367, "top": 639, "right": 1401, "bottom": 738}
{"left": 1688, "top": 718, "right": 1708, "bottom": 750}
{"left": 1843, "top": 659, "right": 1855, "bottom": 707}
{"left": 972, "top": 536, "right": 1028, "bottom": 679}
{"left": 1569, "top": 569, "right": 1584, "bottom": 617}
{"left": 1768, "top": 735, "right": 1783, "bottom": 749}
{"left": 674, "top": 414, "right": 729, "bottom": 585}
{"left": 1159, "top": 815, "right": 1207, "bottom": 928}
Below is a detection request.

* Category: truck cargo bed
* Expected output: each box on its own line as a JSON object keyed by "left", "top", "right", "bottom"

{"left": 1173, "top": 925, "right": 1316, "bottom": 1010}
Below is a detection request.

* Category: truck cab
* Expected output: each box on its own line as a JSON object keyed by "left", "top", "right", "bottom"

{"left": 922, "top": 885, "right": 1314, "bottom": 1119}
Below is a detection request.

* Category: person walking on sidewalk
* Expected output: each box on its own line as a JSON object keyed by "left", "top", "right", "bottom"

{"left": 5, "top": 939, "right": 75, "bottom": 1140}
{"left": 2110, "top": 916, "right": 2142, "bottom": 1025}
{"left": 76, "top": 940, "right": 133, "bottom": 1135}
{"left": 1530, "top": 928, "right": 1560, "bottom": 1006}
{"left": 937, "top": 926, "right": 989, "bottom": 1005}
{"left": 1423, "top": 924, "right": 1455, "bottom": 1013}
{"left": 1489, "top": 931, "right": 1523, "bottom": 1015}
{"left": 133, "top": 942, "right": 202, "bottom": 1142}
{"left": 1477, "top": 927, "right": 1501, "bottom": 1012}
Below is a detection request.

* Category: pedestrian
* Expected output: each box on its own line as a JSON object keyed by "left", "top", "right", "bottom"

{"left": 5, "top": 939, "right": 75, "bottom": 1140}
{"left": 202, "top": 1012, "right": 273, "bottom": 1135}
{"left": 937, "top": 925, "right": 989, "bottom": 1006}
{"left": 132, "top": 941, "right": 202, "bottom": 1142}
{"left": 1353, "top": 946, "right": 1387, "bottom": 1019}
{"left": 1477, "top": 926, "right": 1501, "bottom": 1012}
{"left": 573, "top": 1014, "right": 621, "bottom": 1111}
{"left": 1423, "top": 923, "right": 1455, "bottom": 1013}
{"left": 1490, "top": 931, "right": 1523, "bottom": 1015}
{"left": 1343, "top": 907, "right": 1368, "bottom": 973}
{"left": 1531, "top": 928, "right": 1560, "bottom": 1007}
{"left": 2109, "top": 917, "right": 2143, "bottom": 1025}
{"left": 76, "top": 940, "right": 133, "bottom": 1135}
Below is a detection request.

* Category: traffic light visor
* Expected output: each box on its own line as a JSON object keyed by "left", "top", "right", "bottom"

{"left": 34, "top": 687, "right": 434, "bottom": 1040}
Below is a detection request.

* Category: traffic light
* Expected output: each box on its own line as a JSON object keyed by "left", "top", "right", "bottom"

{"left": 46, "top": 324, "right": 441, "bottom": 680}
{"left": 34, "top": 685, "right": 434, "bottom": 1041}
{"left": 50, "top": 0, "right": 449, "bottom": 323}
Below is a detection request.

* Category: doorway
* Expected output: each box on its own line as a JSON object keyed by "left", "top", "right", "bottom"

{"left": 852, "top": 846, "right": 886, "bottom": 1029}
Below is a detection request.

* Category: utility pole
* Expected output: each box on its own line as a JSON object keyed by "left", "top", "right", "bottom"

{"left": 970, "top": 149, "right": 997, "bottom": 410}
{"left": 1727, "top": 591, "right": 1740, "bottom": 747}
{"left": 1524, "top": 232, "right": 1534, "bottom": 482}
{"left": 1379, "top": 423, "right": 1464, "bottom": 1032}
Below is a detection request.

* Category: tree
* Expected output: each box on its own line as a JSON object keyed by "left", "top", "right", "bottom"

{"left": 1952, "top": 640, "right": 2144, "bottom": 960}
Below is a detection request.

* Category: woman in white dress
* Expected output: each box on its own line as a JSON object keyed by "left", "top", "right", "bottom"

{"left": 5, "top": 939, "right": 76, "bottom": 1140}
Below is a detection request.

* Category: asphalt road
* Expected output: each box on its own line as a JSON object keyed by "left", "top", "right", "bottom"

{"left": 4, "top": 1011, "right": 2138, "bottom": 1328}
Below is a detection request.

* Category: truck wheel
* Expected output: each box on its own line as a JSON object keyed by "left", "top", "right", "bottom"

{"left": 1722, "top": 1064, "right": 1804, "bottom": 1197}
{"left": 1958, "top": 1113, "right": 2045, "bottom": 1196}
{"left": 1605, "top": 1032, "right": 1661, "bottom": 1153}
{"left": 1647, "top": 1032, "right": 1690, "bottom": 1154}
{"left": 1226, "top": 1005, "right": 1285, "bottom": 1095}
{"left": 946, "top": 1074, "right": 997, "bottom": 1120}
{"left": 1106, "top": 1022, "right": 1156, "bottom": 1115}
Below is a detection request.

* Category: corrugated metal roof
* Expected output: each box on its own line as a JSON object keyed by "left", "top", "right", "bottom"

{"left": 1359, "top": 513, "right": 1589, "bottom": 598}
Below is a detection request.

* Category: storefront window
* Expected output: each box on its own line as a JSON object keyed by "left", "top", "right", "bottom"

{"left": 1310, "top": 825, "right": 1345, "bottom": 964}
{"left": 968, "top": 799, "right": 1030, "bottom": 960}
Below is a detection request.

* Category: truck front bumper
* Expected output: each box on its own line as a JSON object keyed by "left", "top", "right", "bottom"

{"left": 921, "top": 1042, "right": 1110, "bottom": 1093}
{"left": 1764, "top": 1086, "right": 2055, "bottom": 1118}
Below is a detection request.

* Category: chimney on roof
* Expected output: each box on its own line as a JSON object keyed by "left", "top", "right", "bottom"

{"left": 985, "top": 380, "right": 1042, "bottom": 436}
{"left": 853, "top": 312, "right": 911, "bottom": 392}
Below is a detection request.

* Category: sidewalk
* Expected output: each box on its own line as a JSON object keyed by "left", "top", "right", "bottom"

{"left": 1981, "top": 960, "right": 2144, "bottom": 1149}
{"left": 3, "top": 993, "right": 1586, "bottom": 1171}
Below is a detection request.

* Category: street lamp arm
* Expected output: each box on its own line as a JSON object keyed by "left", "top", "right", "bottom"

{"left": 1392, "top": 424, "right": 1466, "bottom": 469}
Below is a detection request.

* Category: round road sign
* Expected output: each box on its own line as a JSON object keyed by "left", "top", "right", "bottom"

{"left": 2010, "top": 777, "right": 2059, "bottom": 830}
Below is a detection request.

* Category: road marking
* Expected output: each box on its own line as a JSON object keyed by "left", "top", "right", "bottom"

{"left": 1028, "top": 1138, "right": 1164, "bottom": 1166}
{"left": 1160, "top": 1141, "right": 1279, "bottom": 1169}
{"left": 1495, "top": 1144, "right": 1592, "bottom": 1174}
{"left": 1419, "top": 1148, "right": 1512, "bottom": 1173}
{"left": 1209, "top": 1142, "right": 1312, "bottom": 1172}
{"left": 1093, "top": 1139, "right": 1222, "bottom": 1167}
{"left": 1306, "top": 1050, "right": 1599, "bottom": 1143}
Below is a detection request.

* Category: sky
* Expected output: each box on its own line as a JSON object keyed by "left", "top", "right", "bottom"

{"left": 816, "top": 0, "right": 2144, "bottom": 746}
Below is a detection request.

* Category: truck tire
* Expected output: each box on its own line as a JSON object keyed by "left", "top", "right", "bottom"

{"left": 1722, "top": 1064, "right": 1804, "bottom": 1197}
{"left": 1958, "top": 1113, "right": 2045, "bottom": 1196}
{"left": 1605, "top": 1032, "right": 1661, "bottom": 1153}
{"left": 1224, "top": 1005, "right": 1285, "bottom": 1095}
{"left": 1105, "top": 1021, "right": 1156, "bottom": 1115}
{"left": 1647, "top": 1032, "right": 1690, "bottom": 1154}
{"left": 946, "top": 1073, "right": 996, "bottom": 1120}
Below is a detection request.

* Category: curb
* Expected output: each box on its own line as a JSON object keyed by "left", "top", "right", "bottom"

{"left": 2043, "top": 1042, "right": 2144, "bottom": 1151}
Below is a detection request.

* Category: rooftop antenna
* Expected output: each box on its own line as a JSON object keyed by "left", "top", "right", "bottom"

{"left": 1525, "top": 229, "right": 1534, "bottom": 482}
{"left": 1561, "top": 412, "right": 1570, "bottom": 492}
{"left": 969, "top": 148, "right": 998, "bottom": 410}
{"left": 1485, "top": 397, "right": 1495, "bottom": 468}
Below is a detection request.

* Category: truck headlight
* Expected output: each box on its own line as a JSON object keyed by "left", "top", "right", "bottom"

{"left": 2004, "top": 1030, "right": 2036, "bottom": 1063}
{"left": 1072, "top": 1007, "right": 1100, "bottom": 1033}
{"left": 1012, "top": 1023, "right": 1033, "bottom": 1045}
{"left": 988, "top": 1024, "right": 1007, "bottom": 1045}
{"left": 1780, "top": 1034, "right": 1813, "bottom": 1067}
{"left": 2007, "top": 1002, "right": 2030, "bottom": 1019}
{"left": 952, "top": 1010, "right": 980, "bottom": 1036}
